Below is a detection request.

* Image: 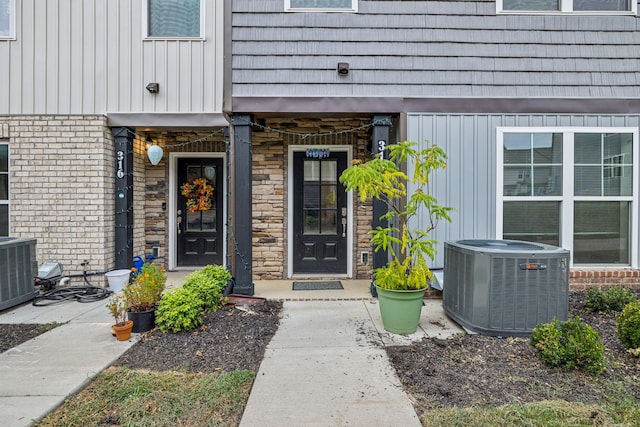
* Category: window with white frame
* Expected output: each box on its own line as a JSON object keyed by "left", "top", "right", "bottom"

{"left": 497, "top": 0, "right": 635, "bottom": 13}
{"left": 0, "top": 0, "right": 14, "bottom": 39}
{"left": 286, "top": 0, "right": 357, "bottom": 12}
{"left": 146, "top": 0, "right": 203, "bottom": 38}
{"left": 498, "top": 128, "right": 638, "bottom": 266}
{"left": 0, "top": 142, "right": 8, "bottom": 236}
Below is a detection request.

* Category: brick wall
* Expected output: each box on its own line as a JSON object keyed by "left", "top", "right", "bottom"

{"left": 570, "top": 269, "right": 640, "bottom": 290}
{"left": 1, "top": 115, "right": 115, "bottom": 276}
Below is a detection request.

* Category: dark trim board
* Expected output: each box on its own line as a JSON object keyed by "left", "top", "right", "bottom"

{"left": 107, "top": 113, "right": 228, "bottom": 127}
{"left": 233, "top": 97, "right": 640, "bottom": 115}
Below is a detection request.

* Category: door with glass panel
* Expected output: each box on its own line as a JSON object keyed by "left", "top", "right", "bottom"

{"left": 292, "top": 151, "right": 348, "bottom": 274}
{"left": 177, "top": 158, "right": 223, "bottom": 267}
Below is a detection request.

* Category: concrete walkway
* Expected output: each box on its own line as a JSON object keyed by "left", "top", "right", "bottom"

{"left": 0, "top": 299, "right": 137, "bottom": 427}
{"left": 240, "top": 300, "right": 428, "bottom": 426}
{"left": 0, "top": 277, "right": 463, "bottom": 426}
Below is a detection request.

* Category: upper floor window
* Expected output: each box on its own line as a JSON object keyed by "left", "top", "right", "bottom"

{"left": 0, "top": 0, "right": 15, "bottom": 39}
{"left": 286, "top": 0, "right": 358, "bottom": 12}
{"left": 0, "top": 142, "right": 8, "bottom": 236}
{"left": 498, "top": 0, "right": 635, "bottom": 13}
{"left": 146, "top": 0, "right": 203, "bottom": 39}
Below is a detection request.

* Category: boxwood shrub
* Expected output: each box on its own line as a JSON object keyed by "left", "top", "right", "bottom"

{"left": 155, "top": 288, "right": 204, "bottom": 333}
{"left": 182, "top": 265, "right": 231, "bottom": 313}
{"left": 585, "top": 287, "right": 636, "bottom": 313}
{"left": 617, "top": 300, "right": 640, "bottom": 351}
{"left": 530, "top": 316, "right": 605, "bottom": 375}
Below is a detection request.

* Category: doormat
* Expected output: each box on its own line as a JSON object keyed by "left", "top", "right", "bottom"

{"left": 292, "top": 281, "right": 343, "bottom": 291}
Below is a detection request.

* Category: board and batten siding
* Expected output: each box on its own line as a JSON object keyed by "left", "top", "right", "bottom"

{"left": 233, "top": 0, "right": 640, "bottom": 99}
{"left": 406, "top": 113, "right": 640, "bottom": 268}
{"left": 0, "top": 0, "right": 223, "bottom": 115}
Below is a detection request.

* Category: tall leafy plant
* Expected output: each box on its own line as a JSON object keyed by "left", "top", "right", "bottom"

{"left": 340, "top": 140, "right": 452, "bottom": 290}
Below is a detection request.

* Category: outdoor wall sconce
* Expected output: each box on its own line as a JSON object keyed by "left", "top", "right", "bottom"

{"left": 146, "top": 137, "right": 163, "bottom": 165}
{"left": 337, "top": 63, "right": 349, "bottom": 76}
{"left": 146, "top": 82, "right": 160, "bottom": 93}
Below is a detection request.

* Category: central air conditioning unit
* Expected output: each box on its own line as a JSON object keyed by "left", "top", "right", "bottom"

{"left": 0, "top": 237, "right": 38, "bottom": 311}
{"left": 443, "top": 240, "right": 569, "bottom": 337}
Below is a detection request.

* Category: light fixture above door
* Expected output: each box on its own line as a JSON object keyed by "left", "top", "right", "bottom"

{"left": 146, "top": 137, "right": 163, "bottom": 165}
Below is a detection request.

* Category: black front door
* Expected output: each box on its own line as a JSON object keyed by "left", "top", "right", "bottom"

{"left": 292, "top": 151, "right": 348, "bottom": 274}
{"left": 177, "top": 158, "right": 223, "bottom": 267}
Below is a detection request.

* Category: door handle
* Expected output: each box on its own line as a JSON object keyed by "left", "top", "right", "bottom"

{"left": 341, "top": 218, "right": 347, "bottom": 237}
{"left": 177, "top": 215, "right": 182, "bottom": 235}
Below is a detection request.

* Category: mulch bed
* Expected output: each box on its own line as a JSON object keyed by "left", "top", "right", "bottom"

{"left": 113, "top": 300, "right": 282, "bottom": 373}
{"left": 3, "top": 292, "right": 640, "bottom": 415}
{"left": 386, "top": 291, "right": 640, "bottom": 411}
{"left": 0, "top": 323, "right": 60, "bottom": 353}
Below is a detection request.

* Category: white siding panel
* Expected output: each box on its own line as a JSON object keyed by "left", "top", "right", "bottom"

{"left": 166, "top": 42, "right": 180, "bottom": 111}
{"left": 142, "top": 42, "right": 158, "bottom": 112}
{"left": 190, "top": 42, "right": 204, "bottom": 111}
{"left": 17, "top": 0, "right": 33, "bottom": 112}
{"left": 0, "top": 39, "right": 10, "bottom": 112}
{"left": 3, "top": 0, "right": 223, "bottom": 115}
{"left": 32, "top": 2, "right": 46, "bottom": 112}
{"left": 47, "top": 0, "right": 61, "bottom": 113}
{"left": 105, "top": 3, "right": 119, "bottom": 114}
{"left": 93, "top": 1, "right": 108, "bottom": 112}
{"left": 71, "top": 0, "right": 87, "bottom": 113}
{"left": 115, "top": 0, "right": 136, "bottom": 113}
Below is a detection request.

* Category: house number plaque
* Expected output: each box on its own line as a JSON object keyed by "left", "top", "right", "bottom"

{"left": 116, "top": 150, "right": 125, "bottom": 179}
{"left": 306, "top": 148, "right": 330, "bottom": 159}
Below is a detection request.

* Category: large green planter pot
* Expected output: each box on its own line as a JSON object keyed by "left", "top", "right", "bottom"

{"left": 375, "top": 285, "right": 426, "bottom": 335}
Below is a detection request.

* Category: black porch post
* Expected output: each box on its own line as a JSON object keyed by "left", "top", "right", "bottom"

{"left": 112, "top": 127, "right": 134, "bottom": 270}
{"left": 371, "top": 115, "right": 392, "bottom": 296}
{"left": 230, "top": 115, "right": 254, "bottom": 295}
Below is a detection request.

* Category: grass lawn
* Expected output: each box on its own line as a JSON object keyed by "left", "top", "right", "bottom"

{"left": 34, "top": 367, "right": 254, "bottom": 427}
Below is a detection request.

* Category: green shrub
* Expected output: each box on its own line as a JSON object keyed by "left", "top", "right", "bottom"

{"left": 585, "top": 287, "right": 636, "bottom": 313}
{"left": 529, "top": 320, "right": 563, "bottom": 367}
{"left": 182, "top": 265, "right": 230, "bottom": 313}
{"left": 530, "top": 316, "right": 606, "bottom": 375}
{"left": 155, "top": 288, "right": 204, "bottom": 333}
{"left": 617, "top": 300, "right": 640, "bottom": 351}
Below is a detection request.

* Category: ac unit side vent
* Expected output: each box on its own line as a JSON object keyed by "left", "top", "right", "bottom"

{"left": 0, "top": 238, "right": 38, "bottom": 311}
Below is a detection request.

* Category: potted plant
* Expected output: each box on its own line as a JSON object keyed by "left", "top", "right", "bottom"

{"left": 106, "top": 294, "right": 133, "bottom": 341}
{"left": 340, "top": 140, "right": 452, "bottom": 335}
{"left": 123, "top": 262, "right": 167, "bottom": 333}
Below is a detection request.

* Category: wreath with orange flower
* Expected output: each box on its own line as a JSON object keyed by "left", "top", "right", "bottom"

{"left": 181, "top": 178, "right": 214, "bottom": 212}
